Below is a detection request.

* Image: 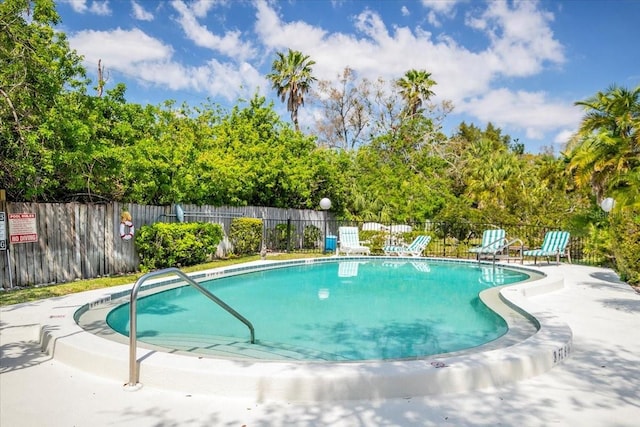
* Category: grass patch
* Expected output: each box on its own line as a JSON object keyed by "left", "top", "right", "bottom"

{"left": 0, "top": 253, "right": 325, "bottom": 306}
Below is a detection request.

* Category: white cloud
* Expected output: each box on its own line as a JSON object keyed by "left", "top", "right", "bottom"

{"left": 554, "top": 129, "right": 576, "bottom": 145}
{"left": 421, "top": 0, "right": 460, "bottom": 15}
{"left": 60, "top": 0, "right": 110, "bottom": 15}
{"left": 191, "top": 0, "right": 225, "bottom": 18}
{"left": 253, "top": 0, "right": 572, "bottom": 146}
{"left": 69, "top": 27, "right": 261, "bottom": 102}
{"left": 460, "top": 88, "right": 582, "bottom": 139}
{"left": 70, "top": 28, "right": 172, "bottom": 68}
{"left": 421, "top": 0, "right": 460, "bottom": 26}
{"left": 401, "top": 6, "right": 410, "bottom": 17}
{"left": 171, "top": 0, "right": 255, "bottom": 61}
{"left": 65, "top": 0, "right": 577, "bottom": 148}
{"left": 90, "top": 0, "right": 111, "bottom": 16}
{"left": 466, "top": 0, "right": 564, "bottom": 76}
{"left": 60, "top": 0, "right": 88, "bottom": 13}
{"left": 254, "top": 2, "right": 492, "bottom": 101}
{"left": 193, "top": 60, "right": 267, "bottom": 101}
{"left": 131, "top": 1, "right": 153, "bottom": 21}
{"left": 254, "top": 0, "right": 328, "bottom": 53}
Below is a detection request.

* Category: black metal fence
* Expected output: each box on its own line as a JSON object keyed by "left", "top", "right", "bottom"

{"left": 260, "top": 218, "right": 597, "bottom": 265}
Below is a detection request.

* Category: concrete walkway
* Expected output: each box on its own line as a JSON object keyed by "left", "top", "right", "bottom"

{"left": 1, "top": 264, "right": 639, "bottom": 426}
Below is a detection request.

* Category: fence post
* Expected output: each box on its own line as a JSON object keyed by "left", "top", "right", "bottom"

{"left": 286, "top": 218, "right": 291, "bottom": 252}
{"left": 0, "top": 190, "right": 12, "bottom": 288}
{"left": 442, "top": 222, "right": 448, "bottom": 257}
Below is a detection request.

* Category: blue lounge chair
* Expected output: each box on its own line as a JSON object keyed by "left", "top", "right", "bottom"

{"left": 383, "top": 235, "right": 431, "bottom": 257}
{"left": 337, "top": 227, "right": 370, "bottom": 256}
{"left": 523, "top": 231, "right": 571, "bottom": 264}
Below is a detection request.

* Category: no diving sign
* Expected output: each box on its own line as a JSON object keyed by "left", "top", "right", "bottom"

{"left": 8, "top": 213, "right": 38, "bottom": 244}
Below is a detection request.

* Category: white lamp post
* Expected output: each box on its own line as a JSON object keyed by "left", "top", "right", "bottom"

{"left": 600, "top": 197, "right": 615, "bottom": 213}
{"left": 320, "top": 198, "right": 332, "bottom": 253}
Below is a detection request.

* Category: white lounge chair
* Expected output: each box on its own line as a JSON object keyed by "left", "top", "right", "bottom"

{"left": 337, "top": 227, "right": 370, "bottom": 256}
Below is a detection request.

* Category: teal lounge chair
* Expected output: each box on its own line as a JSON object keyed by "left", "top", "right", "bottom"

{"left": 383, "top": 235, "right": 431, "bottom": 257}
{"left": 523, "top": 231, "right": 571, "bottom": 264}
{"left": 338, "top": 227, "right": 370, "bottom": 256}
{"left": 468, "top": 229, "right": 507, "bottom": 260}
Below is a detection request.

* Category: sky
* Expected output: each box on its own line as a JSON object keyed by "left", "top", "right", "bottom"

{"left": 55, "top": 0, "right": 640, "bottom": 153}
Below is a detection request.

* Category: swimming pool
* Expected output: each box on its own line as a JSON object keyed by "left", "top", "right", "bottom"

{"left": 105, "top": 259, "right": 531, "bottom": 361}
{"left": 70, "top": 257, "right": 572, "bottom": 400}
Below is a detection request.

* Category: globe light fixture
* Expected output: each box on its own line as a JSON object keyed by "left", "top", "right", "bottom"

{"left": 600, "top": 197, "right": 615, "bottom": 213}
{"left": 320, "top": 198, "right": 332, "bottom": 210}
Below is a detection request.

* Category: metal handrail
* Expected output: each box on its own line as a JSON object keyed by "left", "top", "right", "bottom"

{"left": 475, "top": 238, "right": 525, "bottom": 264}
{"left": 126, "top": 267, "right": 255, "bottom": 388}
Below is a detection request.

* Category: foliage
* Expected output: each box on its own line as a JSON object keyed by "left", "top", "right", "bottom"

{"left": 266, "top": 48, "right": 316, "bottom": 131}
{"left": 229, "top": 217, "right": 263, "bottom": 255}
{"left": 609, "top": 210, "right": 640, "bottom": 285}
{"left": 205, "top": 95, "right": 326, "bottom": 208}
{"left": 567, "top": 85, "right": 640, "bottom": 209}
{"left": 0, "top": 0, "right": 87, "bottom": 200}
{"left": 135, "top": 222, "right": 223, "bottom": 271}
{"left": 267, "top": 223, "right": 296, "bottom": 251}
{"left": 1, "top": 0, "right": 636, "bottom": 283}
{"left": 396, "top": 69, "right": 436, "bottom": 117}
{"left": 302, "top": 225, "right": 322, "bottom": 249}
{"left": 312, "top": 67, "right": 373, "bottom": 149}
{"left": 565, "top": 84, "right": 640, "bottom": 282}
{"left": 351, "top": 115, "right": 451, "bottom": 222}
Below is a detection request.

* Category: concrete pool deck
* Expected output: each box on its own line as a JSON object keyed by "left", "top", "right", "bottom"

{"left": 2, "top": 263, "right": 639, "bottom": 426}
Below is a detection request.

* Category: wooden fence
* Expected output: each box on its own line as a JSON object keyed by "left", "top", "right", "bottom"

{"left": 0, "top": 202, "right": 328, "bottom": 288}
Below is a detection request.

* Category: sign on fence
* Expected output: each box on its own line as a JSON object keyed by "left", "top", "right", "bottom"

{"left": 0, "top": 212, "right": 6, "bottom": 250}
{"left": 9, "top": 213, "right": 38, "bottom": 244}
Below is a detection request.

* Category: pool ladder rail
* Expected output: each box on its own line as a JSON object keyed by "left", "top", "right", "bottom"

{"left": 125, "top": 267, "right": 255, "bottom": 389}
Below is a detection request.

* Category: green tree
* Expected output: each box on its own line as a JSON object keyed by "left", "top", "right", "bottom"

{"left": 351, "top": 116, "right": 451, "bottom": 222}
{"left": 312, "top": 67, "right": 372, "bottom": 150}
{"left": 567, "top": 85, "right": 640, "bottom": 285}
{"left": 0, "top": 0, "right": 87, "bottom": 200}
{"left": 396, "top": 69, "right": 436, "bottom": 117}
{"left": 567, "top": 85, "right": 640, "bottom": 209}
{"left": 194, "top": 94, "right": 346, "bottom": 209}
{"left": 266, "top": 49, "right": 316, "bottom": 132}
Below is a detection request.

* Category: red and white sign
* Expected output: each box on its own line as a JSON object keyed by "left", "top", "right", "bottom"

{"left": 9, "top": 213, "right": 38, "bottom": 244}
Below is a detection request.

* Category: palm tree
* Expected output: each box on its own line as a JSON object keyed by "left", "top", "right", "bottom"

{"left": 267, "top": 49, "right": 316, "bottom": 131}
{"left": 396, "top": 69, "right": 436, "bottom": 117}
{"left": 566, "top": 85, "right": 640, "bottom": 208}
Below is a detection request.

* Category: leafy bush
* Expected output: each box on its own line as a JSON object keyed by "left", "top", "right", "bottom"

{"left": 267, "top": 223, "right": 296, "bottom": 251}
{"left": 135, "top": 222, "right": 223, "bottom": 271}
{"left": 359, "top": 230, "right": 388, "bottom": 254}
{"left": 610, "top": 210, "right": 640, "bottom": 285}
{"left": 229, "top": 218, "right": 263, "bottom": 255}
{"left": 302, "top": 225, "right": 321, "bottom": 249}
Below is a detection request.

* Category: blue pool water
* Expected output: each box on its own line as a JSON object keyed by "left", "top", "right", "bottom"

{"left": 107, "top": 260, "right": 531, "bottom": 361}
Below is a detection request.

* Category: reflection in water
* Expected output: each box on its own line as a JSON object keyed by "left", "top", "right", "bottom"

{"left": 479, "top": 266, "right": 505, "bottom": 285}
{"left": 338, "top": 261, "right": 359, "bottom": 277}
